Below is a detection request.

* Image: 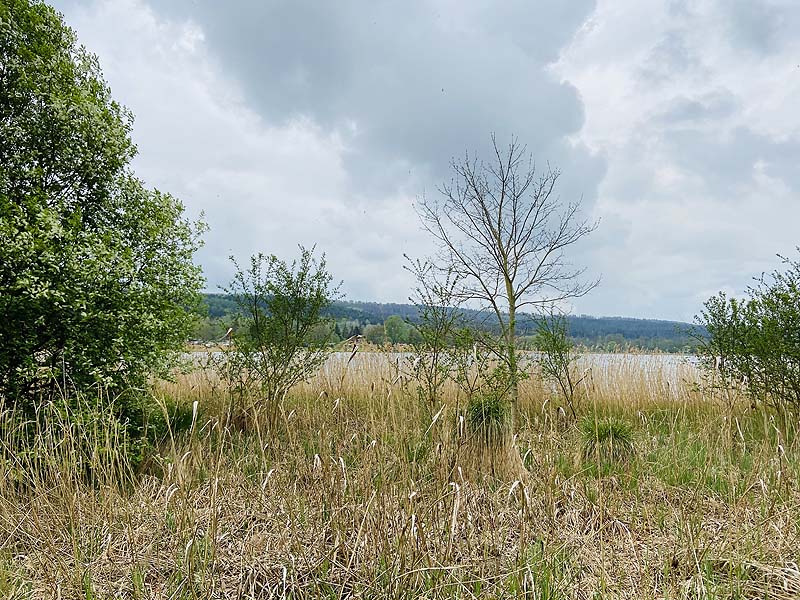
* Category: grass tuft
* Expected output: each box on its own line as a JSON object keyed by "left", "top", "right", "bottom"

{"left": 580, "top": 414, "right": 636, "bottom": 465}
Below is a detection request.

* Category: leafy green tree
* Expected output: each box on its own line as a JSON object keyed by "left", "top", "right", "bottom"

{"left": 384, "top": 315, "right": 409, "bottom": 344}
{"left": 308, "top": 321, "right": 341, "bottom": 345}
{"left": 192, "top": 317, "right": 229, "bottom": 342}
{"left": 0, "top": 0, "right": 205, "bottom": 407}
{"left": 363, "top": 324, "right": 387, "bottom": 346}
{"left": 697, "top": 251, "right": 800, "bottom": 409}
{"left": 203, "top": 293, "right": 241, "bottom": 318}
{"left": 223, "top": 247, "right": 340, "bottom": 428}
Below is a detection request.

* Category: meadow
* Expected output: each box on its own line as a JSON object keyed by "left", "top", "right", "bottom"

{"left": 1, "top": 352, "right": 799, "bottom": 599}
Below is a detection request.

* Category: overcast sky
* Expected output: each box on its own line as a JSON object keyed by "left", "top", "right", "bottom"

{"left": 51, "top": 0, "right": 800, "bottom": 322}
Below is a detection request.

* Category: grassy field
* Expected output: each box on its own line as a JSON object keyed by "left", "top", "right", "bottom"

{"left": 1, "top": 353, "right": 799, "bottom": 599}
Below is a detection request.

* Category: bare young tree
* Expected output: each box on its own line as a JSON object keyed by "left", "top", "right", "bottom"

{"left": 417, "top": 135, "right": 598, "bottom": 411}
{"left": 404, "top": 256, "right": 464, "bottom": 420}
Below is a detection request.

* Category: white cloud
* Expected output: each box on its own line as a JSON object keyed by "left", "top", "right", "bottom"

{"left": 53, "top": 0, "right": 800, "bottom": 321}
{"left": 56, "top": 0, "right": 431, "bottom": 301}
{"left": 556, "top": 0, "right": 800, "bottom": 320}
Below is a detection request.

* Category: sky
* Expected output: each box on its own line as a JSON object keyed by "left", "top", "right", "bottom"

{"left": 50, "top": 0, "right": 800, "bottom": 322}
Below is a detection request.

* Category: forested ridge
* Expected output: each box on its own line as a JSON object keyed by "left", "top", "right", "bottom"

{"left": 200, "top": 293, "right": 701, "bottom": 352}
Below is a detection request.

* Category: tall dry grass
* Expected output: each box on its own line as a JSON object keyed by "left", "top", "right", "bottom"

{"left": 1, "top": 352, "right": 799, "bottom": 598}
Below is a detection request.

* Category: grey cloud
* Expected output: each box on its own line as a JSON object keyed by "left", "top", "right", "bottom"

{"left": 62, "top": 0, "right": 800, "bottom": 321}
{"left": 721, "top": 0, "right": 786, "bottom": 55}
{"left": 664, "top": 126, "right": 800, "bottom": 193}
{"left": 654, "top": 89, "right": 738, "bottom": 124}
{"left": 642, "top": 1, "right": 795, "bottom": 80}
{"left": 463, "top": 0, "right": 595, "bottom": 64}
{"left": 638, "top": 30, "right": 701, "bottom": 84}
{"left": 666, "top": 0, "right": 692, "bottom": 19}
{"left": 146, "top": 0, "right": 604, "bottom": 204}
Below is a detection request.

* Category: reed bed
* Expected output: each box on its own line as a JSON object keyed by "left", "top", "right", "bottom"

{"left": 1, "top": 353, "right": 799, "bottom": 599}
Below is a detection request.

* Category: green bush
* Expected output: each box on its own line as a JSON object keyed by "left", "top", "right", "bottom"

{"left": 0, "top": 1, "right": 204, "bottom": 416}
{"left": 222, "top": 247, "right": 339, "bottom": 429}
{"left": 697, "top": 250, "right": 800, "bottom": 409}
{"left": 580, "top": 416, "right": 635, "bottom": 465}
{"left": 534, "top": 311, "right": 585, "bottom": 418}
{"left": 467, "top": 394, "right": 511, "bottom": 448}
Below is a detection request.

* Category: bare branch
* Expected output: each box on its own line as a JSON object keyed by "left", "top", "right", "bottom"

{"left": 413, "top": 134, "right": 600, "bottom": 403}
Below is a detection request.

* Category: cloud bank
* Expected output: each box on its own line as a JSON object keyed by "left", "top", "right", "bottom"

{"left": 51, "top": 0, "right": 800, "bottom": 321}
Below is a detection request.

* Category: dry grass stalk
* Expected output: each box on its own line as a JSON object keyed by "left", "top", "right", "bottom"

{"left": 1, "top": 353, "right": 798, "bottom": 598}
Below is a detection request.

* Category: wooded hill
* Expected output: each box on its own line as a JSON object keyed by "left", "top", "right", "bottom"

{"left": 199, "top": 294, "right": 701, "bottom": 352}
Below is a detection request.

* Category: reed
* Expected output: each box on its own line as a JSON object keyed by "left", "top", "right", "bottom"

{"left": 1, "top": 352, "right": 799, "bottom": 598}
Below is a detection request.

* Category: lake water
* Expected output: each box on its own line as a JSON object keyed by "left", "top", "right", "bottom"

{"left": 317, "top": 350, "right": 699, "bottom": 383}
{"left": 190, "top": 350, "right": 700, "bottom": 386}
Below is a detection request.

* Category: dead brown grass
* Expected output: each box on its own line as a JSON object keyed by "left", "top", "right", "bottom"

{"left": 1, "top": 352, "right": 799, "bottom": 599}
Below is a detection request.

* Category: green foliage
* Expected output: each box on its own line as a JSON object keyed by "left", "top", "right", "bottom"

{"left": 222, "top": 246, "right": 340, "bottom": 427}
{"left": 404, "top": 258, "right": 464, "bottom": 416}
{"left": 697, "top": 251, "right": 800, "bottom": 408}
{"left": 467, "top": 394, "right": 506, "bottom": 428}
{"left": 363, "top": 323, "right": 387, "bottom": 345}
{"left": 190, "top": 317, "right": 229, "bottom": 342}
{"left": 307, "top": 321, "right": 340, "bottom": 345}
{"left": 535, "top": 311, "right": 586, "bottom": 418}
{"left": 383, "top": 315, "right": 410, "bottom": 344}
{"left": 449, "top": 326, "right": 517, "bottom": 403}
{"left": 203, "top": 293, "right": 241, "bottom": 318}
{"left": 460, "top": 341, "right": 515, "bottom": 448}
{"left": 466, "top": 391, "right": 512, "bottom": 451}
{"left": 580, "top": 416, "right": 635, "bottom": 465}
{"left": 199, "top": 293, "right": 699, "bottom": 351}
{"left": 0, "top": 1, "right": 204, "bottom": 416}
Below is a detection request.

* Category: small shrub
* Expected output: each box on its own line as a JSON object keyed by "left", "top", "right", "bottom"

{"left": 580, "top": 415, "right": 635, "bottom": 465}
{"left": 404, "top": 257, "right": 464, "bottom": 420}
{"left": 696, "top": 250, "right": 800, "bottom": 409}
{"left": 467, "top": 394, "right": 511, "bottom": 448}
{"left": 222, "top": 246, "right": 340, "bottom": 430}
{"left": 534, "top": 310, "right": 586, "bottom": 419}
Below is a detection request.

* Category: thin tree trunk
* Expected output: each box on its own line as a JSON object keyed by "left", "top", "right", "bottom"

{"left": 505, "top": 277, "right": 519, "bottom": 417}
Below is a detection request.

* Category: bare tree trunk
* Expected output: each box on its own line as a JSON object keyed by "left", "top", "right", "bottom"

{"left": 415, "top": 134, "right": 599, "bottom": 479}
{"left": 506, "top": 293, "right": 519, "bottom": 412}
{"left": 503, "top": 252, "right": 520, "bottom": 416}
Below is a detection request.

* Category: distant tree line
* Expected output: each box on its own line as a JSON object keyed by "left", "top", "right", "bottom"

{"left": 194, "top": 293, "right": 702, "bottom": 352}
